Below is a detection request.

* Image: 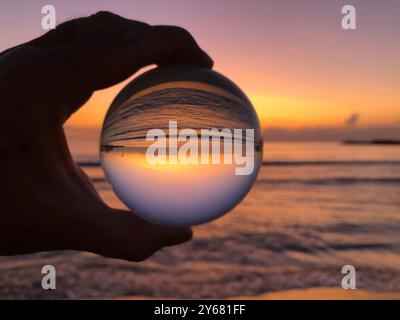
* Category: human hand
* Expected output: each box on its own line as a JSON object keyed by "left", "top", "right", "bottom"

{"left": 0, "top": 12, "right": 213, "bottom": 261}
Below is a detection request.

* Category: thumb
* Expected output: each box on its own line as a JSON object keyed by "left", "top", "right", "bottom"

{"left": 75, "top": 206, "right": 193, "bottom": 261}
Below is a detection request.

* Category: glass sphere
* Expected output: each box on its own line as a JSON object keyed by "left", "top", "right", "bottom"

{"left": 100, "top": 65, "right": 263, "bottom": 226}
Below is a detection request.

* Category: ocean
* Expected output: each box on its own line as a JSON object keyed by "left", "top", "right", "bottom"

{"left": 0, "top": 128, "right": 399, "bottom": 299}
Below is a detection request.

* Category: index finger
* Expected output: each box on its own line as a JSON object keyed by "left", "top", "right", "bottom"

{"left": 46, "top": 25, "right": 213, "bottom": 121}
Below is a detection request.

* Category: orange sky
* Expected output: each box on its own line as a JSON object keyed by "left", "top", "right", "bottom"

{"left": 1, "top": 0, "right": 399, "bottom": 129}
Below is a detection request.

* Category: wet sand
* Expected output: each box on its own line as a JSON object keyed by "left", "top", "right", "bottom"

{"left": 117, "top": 287, "right": 400, "bottom": 300}
{"left": 233, "top": 287, "right": 400, "bottom": 300}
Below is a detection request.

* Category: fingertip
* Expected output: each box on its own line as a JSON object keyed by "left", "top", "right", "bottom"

{"left": 157, "top": 226, "right": 193, "bottom": 247}
{"left": 196, "top": 48, "right": 214, "bottom": 69}
{"left": 181, "top": 227, "right": 193, "bottom": 243}
{"left": 147, "top": 25, "right": 214, "bottom": 69}
{"left": 203, "top": 51, "right": 214, "bottom": 69}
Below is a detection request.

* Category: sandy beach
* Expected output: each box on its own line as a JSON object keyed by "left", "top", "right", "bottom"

{"left": 117, "top": 287, "right": 400, "bottom": 300}
{"left": 233, "top": 287, "right": 400, "bottom": 300}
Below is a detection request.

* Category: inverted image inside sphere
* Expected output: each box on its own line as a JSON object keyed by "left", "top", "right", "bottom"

{"left": 100, "top": 65, "right": 263, "bottom": 227}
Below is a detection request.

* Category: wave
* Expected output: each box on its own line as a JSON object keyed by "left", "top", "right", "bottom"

{"left": 189, "top": 231, "right": 395, "bottom": 255}
{"left": 263, "top": 160, "right": 400, "bottom": 166}
{"left": 77, "top": 161, "right": 101, "bottom": 167}
{"left": 256, "top": 177, "right": 400, "bottom": 185}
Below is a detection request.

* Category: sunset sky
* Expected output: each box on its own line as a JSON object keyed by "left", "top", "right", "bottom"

{"left": 1, "top": 0, "right": 399, "bottom": 137}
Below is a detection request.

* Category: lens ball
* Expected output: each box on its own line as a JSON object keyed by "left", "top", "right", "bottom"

{"left": 100, "top": 65, "right": 263, "bottom": 226}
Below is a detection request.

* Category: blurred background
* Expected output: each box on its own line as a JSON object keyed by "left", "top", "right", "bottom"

{"left": 0, "top": 0, "right": 399, "bottom": 299}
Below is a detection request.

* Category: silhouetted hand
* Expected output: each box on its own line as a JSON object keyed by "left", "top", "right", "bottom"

{"left": 0, "top": 12, "right": 213, "bottom": 261}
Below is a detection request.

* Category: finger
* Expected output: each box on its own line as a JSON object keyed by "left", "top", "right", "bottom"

{"left": 50, "top": 25, "right": 213, "bottom": 121}
{"left": 47, "top": 128, "right": 192, "bottom": 261}
{"left": 60, "top": 25, "right": 213, "bottom": 90}
{"left": 27, "top": 11, "right": 150, "bottom": 48}
{"left": 76, "top": 207, "right": 193, "bottom": 261}
{"left": 133, "top": 25, "right": 214, "bottom": 69}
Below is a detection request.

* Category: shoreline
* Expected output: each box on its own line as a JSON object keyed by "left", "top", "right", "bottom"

{"left": 115, "top": 287, "right": 400, "bottom": 300}
{"left": 231, "top": 287, "right": 400, "bottom": 300}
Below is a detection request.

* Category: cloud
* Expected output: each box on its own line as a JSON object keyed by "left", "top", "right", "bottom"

{"left": 345, "top": 113, "right": 359, "bottom": 126}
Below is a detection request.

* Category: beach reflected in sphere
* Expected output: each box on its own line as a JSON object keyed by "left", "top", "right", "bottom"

{"left": 100, "top": 66, "right": 263, "bottom": 226}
